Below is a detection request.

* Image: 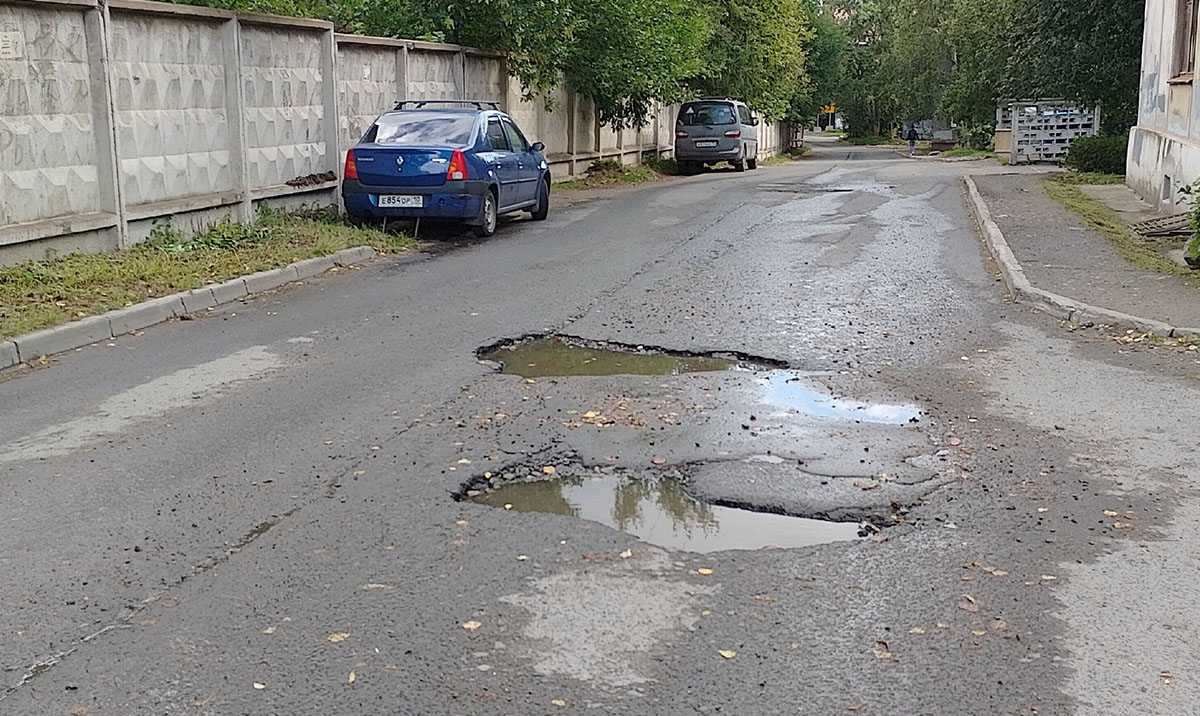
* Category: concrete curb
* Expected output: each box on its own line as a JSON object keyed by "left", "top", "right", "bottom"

{"left": 1, "top": 246, "right": 383, "bottom": 369}
{"left": 963, "top": 176, "right": 1200, "bottom": 338}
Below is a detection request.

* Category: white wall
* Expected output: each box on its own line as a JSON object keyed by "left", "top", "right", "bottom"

{"left": 1129, "top": 0, "right": 1200, "bottom": 208}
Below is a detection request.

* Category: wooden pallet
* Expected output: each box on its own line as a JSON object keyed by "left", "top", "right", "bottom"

{"left": 1129, "top": 213, "right": 1192, "bottom": 237}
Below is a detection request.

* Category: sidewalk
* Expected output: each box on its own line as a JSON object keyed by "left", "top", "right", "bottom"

{"left": 968, "top": 173, "right": 1200, "bottom": 336}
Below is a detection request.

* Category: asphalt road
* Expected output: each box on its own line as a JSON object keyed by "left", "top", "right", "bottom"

{"left": 3, "top": 137, "right": 1200, "bottom": 715}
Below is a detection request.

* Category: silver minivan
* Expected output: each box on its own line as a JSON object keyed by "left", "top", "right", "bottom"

{"left": 674, "top": 99, "right": 760, "bottom": 173}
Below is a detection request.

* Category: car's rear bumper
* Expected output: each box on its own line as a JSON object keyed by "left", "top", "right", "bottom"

{"left": 674, "top": 144, "right": 744, "bottom": 162}
{"left": 342, "top": 179, "right": 490, "bottom": 222}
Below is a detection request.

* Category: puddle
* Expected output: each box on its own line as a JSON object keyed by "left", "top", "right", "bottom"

{"left": 759, "top": 373, "right": 921, "bottom": 424}
{"left": 480, "top": 338, "right": 768, "bottom": 378}
{"left": 471, "top": 474, "right": 861, "bottom": 552}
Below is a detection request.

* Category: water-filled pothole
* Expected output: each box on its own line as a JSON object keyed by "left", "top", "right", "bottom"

{"left": 470, "top": 474, "right": 862, "bottom": 552}
{"left": 478, "top": 337, "right": 774, "bottom": 378}
{"left": 760, "top": 373, "right": 922, "bottom": 424}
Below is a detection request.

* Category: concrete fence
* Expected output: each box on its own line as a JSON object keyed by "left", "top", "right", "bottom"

{"left": 0, "top": 0, "right": 792, "bottom": 264}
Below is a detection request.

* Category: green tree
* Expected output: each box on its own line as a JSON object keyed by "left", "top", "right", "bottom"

{"left": 694, "top": 0, "right": 814, "bottom": 120}
{"left": 790, "top": 2, "right": 849, "bottom": 125}
{"left": 939, "top": 0, "right": 1019, "bottom": 128}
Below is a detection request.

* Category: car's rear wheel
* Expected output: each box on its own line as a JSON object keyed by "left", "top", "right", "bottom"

{"left": 734, "top": 148, "right": 747, "bottom": 172}
{"left": 474, "top": 190, "right": 497, "bottom": 238}
{"left": 748, "top": 155, "right": 759, "bottom": 170}
{"left": 531, "top": 179, "right": 550, "bottom": 221}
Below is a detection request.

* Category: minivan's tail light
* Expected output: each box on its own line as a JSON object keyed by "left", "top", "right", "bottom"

{"left": 675, "top": 131, "right": 688, "bottom": 139}
{"left": 724, "top": 130, "right": 742, "bottom": 138}
{"left": 446, "top": 150, "right": 469, "bottom": 181}
{"left": 344, "top": 149, "right": 358, "bottom": 180}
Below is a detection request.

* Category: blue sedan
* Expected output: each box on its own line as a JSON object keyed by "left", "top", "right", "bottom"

{"left": 342, "top": 100, "right": 551, "bottom": 237}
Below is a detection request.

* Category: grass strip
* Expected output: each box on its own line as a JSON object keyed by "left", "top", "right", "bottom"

{"left": 0, "top": 207, "right": 415, "bottom": 339}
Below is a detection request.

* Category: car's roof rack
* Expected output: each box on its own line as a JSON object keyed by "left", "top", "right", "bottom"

{"left": 392, "top": 99, "right": 501, "bottom": 111}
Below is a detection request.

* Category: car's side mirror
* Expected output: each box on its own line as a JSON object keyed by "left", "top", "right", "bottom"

{"left": 752, "top": 117, "right": 761, "bottom": 126}
{"left": 531, "top": 141, "right": 545, "bottom": 152}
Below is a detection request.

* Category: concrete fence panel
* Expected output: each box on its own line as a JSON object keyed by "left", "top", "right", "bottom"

{"left": 239, "top": 22, "right": 329, "bottom": 192}
{"left": 0, "top": 0, "right": 112, "bottom": 259}
{"left": 407, "top": 47, "right": 459, "bottom": 100}
{"left": 109, "top": 9, "right": 233, "bottom": 209}
{"left": 336, "top": 39, "right": 400, "bottom": 153}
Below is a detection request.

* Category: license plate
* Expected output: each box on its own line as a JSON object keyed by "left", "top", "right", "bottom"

{"left": 378, "top": 195, "right": 423, "bottom": 208}
{"left": 694, "top": 140, "right": 718, "bottom": 148}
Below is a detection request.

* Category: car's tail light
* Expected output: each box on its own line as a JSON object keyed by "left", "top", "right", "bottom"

{"left": 724, "top": 130, "right": 742, "bottom": 138}
{"left": 344, "top": 150, "right": 358, "bottom": 180}
{"left": 446, "top": 150, "right": 468, "bottom": 181}
{"left": 676, "top": 131, "right": 688, "bottom": 139}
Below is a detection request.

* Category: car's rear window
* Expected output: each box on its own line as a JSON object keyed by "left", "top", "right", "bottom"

{"left": 678, "top": 102, "right": 736, "bottom": 126}
{"left": 367, "top": 112, "right": 477, "bottom": 146}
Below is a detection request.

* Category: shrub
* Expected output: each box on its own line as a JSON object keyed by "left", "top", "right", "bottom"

{"left": 1064, "top": 135, "right": 1127, "bottom": 175}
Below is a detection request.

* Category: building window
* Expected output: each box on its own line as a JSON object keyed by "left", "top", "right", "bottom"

{"left": 1174, "top": 0, "right": 1198, "bottom": 79}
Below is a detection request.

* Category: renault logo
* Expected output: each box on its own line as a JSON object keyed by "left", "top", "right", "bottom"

{"left": 396, "top": 156, "right": 404, "bottom": 169}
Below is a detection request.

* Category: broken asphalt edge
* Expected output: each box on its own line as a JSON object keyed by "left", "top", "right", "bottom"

{"left": 1, "top": 246, "right": 418, "bottom": 371}
{"left": 963, "top": 176, "right": 1200, "bottom": 339}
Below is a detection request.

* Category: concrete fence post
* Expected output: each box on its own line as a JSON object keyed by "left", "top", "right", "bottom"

{"left": 566, "top": 90, "right": 577, "bottom": 177}
{"left": 319, "top": 28, "right": 340, "bottom": 178}
{"left": 223, "top": 18, "right": 251, "bottom": 222}
{"left": 396, "top": 44, "right": 409, "bottom": 102}
{"left": 456, "top": 50, "right": 466, "bottom": 99}
{"left": 87, "top": 1, "right": 126, "bottom": 247}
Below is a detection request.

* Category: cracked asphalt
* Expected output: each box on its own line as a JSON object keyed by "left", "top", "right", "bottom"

{"left": 3, "top": 137, "right": 1200, "bottom": 715}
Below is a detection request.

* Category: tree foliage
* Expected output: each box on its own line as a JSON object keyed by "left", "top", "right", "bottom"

{"left": 831, "top": 0, "right": 1144, "bottom": 136}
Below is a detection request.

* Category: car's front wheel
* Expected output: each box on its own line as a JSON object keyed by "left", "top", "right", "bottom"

{"left": 530, "top": 179, "right": 550, "bottom": 221}
{"left": 474, "top": 190, "right": 498, "bottom": 238}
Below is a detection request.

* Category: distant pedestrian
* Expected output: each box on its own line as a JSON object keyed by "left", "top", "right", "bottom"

{"left": 905, "top": 125, "right": 919, "bottom": 156}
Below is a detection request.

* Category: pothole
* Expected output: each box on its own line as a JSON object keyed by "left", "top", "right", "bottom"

{"left": 478, "top": 336, "right": 779, "bottom": 378}
{"left": 468, "top": 473, "right": 863, "bottom": 553}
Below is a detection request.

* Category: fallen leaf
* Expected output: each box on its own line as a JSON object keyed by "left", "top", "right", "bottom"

{"left": 990, "top": 570, "right": 1009, "bottom": 577}
{"left": 754, "top": 594, "right": 777, "bottom": 603}
{"left": 457, "top": 458, "right": 472, "bottom": 465}
{"left": 582, "top": 411, "right": 600, "bottom": 419}
{"left": 718, "top": 649, "right": 737, "bottom": 659}
{"left": 353, "top": 470, "right": 365, "bottom": 476}
{"left": 262, "top": 626, "right": 276, "bottom": 634}
{"left": 253, "top": 683, "right": 266, "bottom": 690}
{"left": 138, "top": 618, "right": 157, "bottom": 626}
{"left": 1037, "top": 507, "right": 1049, "bottom": 513}
{"left": 619, "top": 549, "right": 633, "bottom": 559}
{"left": 462, "top": 620, "right": 482, "bottom": 632}
{"left": 359, "top": 583, "right": 393, "bottom": 591}
{"left": 991, "top": 620, "right": 1010, "bottom": 632}
{"left": 908, "top": 627, "right": 926, "bottom": 635}
{"left": 853, "top": 480, "right": 881, "bottom": 491}
{"left": 348, "top": 672, "right": 356, "bottom": 684}
{"left": 1041, "top": 575, "right": 1057, "bottom": 581}
{"left": 948, "top": 437, "right": 962, "bottom": 446}
{"left": 516, "top": 555, "right": 529, "bottom": 561}
{"left": 455, "top": 520, "right": 469, "bottom": 526}
{"left": 69, "top": 708, "right": 89, "bottom": 716}
{"left": 873, "top": 649, "right": 893, "bottom": 660}
{"left": 542, "top": 466, "right": 557, "bottom": 475}
{"left": 327, "top": 633, "right": 350, "bottom": 643}
{"left": 551, "top": 699, "right": 567, "bottom": 707}
{"left": 958, "top": 596, "right": 980, "bottom": 613}
{"left": 697, "top": 568, "right": 714, "bottom": 575}
{"left": 847, "top": 705, "right": 865, "bottom": 712}
{"left": 651, "top": 458, "right": 667, "bottom": 465}
{"left": 1113, "top": 522, "right": 1133, "bottom": 530}
{"left": 504, "top": 503, "right": 513, "bottom": 510}
{"left": 972, "top": 630, "right": 987, "bottom": 636}
{"left": 1103, "top": 510, "right": 1119, "bottom": 517}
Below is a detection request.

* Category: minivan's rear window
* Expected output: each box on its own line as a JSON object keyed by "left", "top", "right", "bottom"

{"left": 678, "top": 102, "right": 736, "bottom": 126}
{"left": 367, "top": 112, "right": 477, "bottom": 145}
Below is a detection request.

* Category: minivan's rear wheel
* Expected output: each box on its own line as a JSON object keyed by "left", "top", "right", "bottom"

{"left": 530, "top": 179, "right": 550, "bottom": 221}
{"left": 474, "top": 191, "right": 498, "bottom": 238}
{"left": 734, "top": 149, "right": 747, "bottom": 172}
{"left": 748, "top": 156, "right": 759, "bottom": 170}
